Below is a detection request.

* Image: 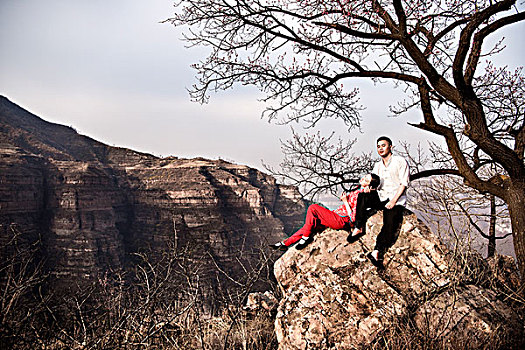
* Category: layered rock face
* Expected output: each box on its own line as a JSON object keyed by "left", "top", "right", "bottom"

{"left": 0, "top": 96, "right": 306, "bottom": 299}
{"left": 0, "top": 146, "right": 46, "bottom": 248}
{"left": 274, "top": 211, "right": 523, "bottom": 349}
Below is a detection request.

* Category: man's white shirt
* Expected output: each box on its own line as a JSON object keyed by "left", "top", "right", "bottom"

{"left": 372, "top": 155, "right": 410, "bottom": 206}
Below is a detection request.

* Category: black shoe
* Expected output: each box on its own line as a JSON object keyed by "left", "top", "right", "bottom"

{"left": 295, "top": 237, "right": 311, "bottom": 250}
{"left": 346, "top": 229, "right": 365, "bottom": 243}
{"left": 366, "top": 252, "right": 385, "bottom": 270}
{"left": 270, "top": 242, "right": 288, "bottom": 251}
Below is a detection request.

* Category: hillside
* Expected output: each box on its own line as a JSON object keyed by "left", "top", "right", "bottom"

{"left": 0, "top": 96, "right": 307, "bottom": 311}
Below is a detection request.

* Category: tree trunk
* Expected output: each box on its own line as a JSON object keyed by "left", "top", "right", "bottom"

{"left": 487, "top": 195, "right": 496, "bottom": 258}
{"left": 506, "top": 181, "right": 525, "bottom": 290}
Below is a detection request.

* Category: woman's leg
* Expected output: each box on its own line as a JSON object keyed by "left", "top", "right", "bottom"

{"left": 284, "top": 204, "right": 347, "bottom": 246}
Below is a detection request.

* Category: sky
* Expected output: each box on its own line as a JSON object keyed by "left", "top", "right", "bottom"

{"left": 0, "top": 0, "right": 523, "bottom": 173}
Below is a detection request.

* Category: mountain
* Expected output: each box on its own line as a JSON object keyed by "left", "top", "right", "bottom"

{"left": 0, "top": 96, "right": 307, "bottom": 310}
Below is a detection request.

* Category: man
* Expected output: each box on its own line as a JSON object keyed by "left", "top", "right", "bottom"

{"left": 367, "top": 136, "right": 410, "bottom": 269}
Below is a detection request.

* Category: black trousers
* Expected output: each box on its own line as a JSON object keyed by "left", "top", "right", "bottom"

{"left": 375, "top": 205, "right": 404, "bottom": 257}
{"left": 353, "top": 192, "right": 404, "bottom": 257}
{"left": 354, "top": 191, "right": 382, "bottom": 229}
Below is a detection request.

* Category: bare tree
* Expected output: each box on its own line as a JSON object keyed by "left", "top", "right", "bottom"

{"left": 0, "top": 224, "right": 47, "bottom": 349}
{"left": 0, "top": 224, "right": 279, "bottom": 349}
{"left": 409, "top": 174, "right": 512, "bottom": 257}
{"left": 263, "top": 129, "right": 374, "bottom": 198}
{"left": 396, "top": 141, "right": 513, "bottom": 259}
{"left": 169, "top": 0, "right": 525, "bottom": 283}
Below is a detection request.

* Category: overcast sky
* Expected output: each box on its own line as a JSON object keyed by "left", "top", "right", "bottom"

{"left": 1, "top": 0, "right": 523, "bottom": 172}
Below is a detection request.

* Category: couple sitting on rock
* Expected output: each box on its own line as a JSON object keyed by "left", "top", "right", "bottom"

{"left": 271, "top": 136, "right": 410, "bottom": 269}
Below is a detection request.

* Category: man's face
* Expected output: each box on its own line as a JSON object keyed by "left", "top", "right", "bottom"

{"left": 377, "top": 140, "right": 392, "bottom": 157}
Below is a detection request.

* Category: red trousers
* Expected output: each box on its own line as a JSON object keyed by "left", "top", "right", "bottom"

{"left": 283, "top": 204, "right": 351, "bottom": 246}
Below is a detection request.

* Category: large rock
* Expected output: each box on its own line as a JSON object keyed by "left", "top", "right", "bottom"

{"left": 274, "top": 211, "right": 523, "bottom": 349}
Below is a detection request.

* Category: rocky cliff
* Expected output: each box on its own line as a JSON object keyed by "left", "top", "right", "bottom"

{"left": 273, "top": 211, "right": 523, "bottom": 349}
{"left": 0, "top": 96, "right": 306, "bottom": 305}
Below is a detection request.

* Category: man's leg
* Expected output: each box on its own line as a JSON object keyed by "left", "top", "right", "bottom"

{"left": 354, "top": 191, "right": 382, "bottom": 230}
{"left": 348, "top": 192, "right": 382, "bottom": 243}
{"left": 374, "top": 205, "right": 404, "bottom": 257}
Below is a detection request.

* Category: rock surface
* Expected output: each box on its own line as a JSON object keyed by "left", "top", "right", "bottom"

{"left": 0, "top": 96, "right": 306, "bottom": 308}
{"left": 244, "top": 291, "right": 279, "bottom": 314}
{"left": 273, "top": 211, "right": 523, "bottom": 349}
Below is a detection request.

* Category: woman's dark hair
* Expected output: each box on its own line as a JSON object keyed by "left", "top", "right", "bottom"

{"left": 370, "top": 173, "right": 380, "bottom": 189}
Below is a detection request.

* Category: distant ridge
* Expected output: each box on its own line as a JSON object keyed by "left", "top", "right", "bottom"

{"left": 0, "top": 95, "right": 307, "bottom": 312}
{"left": 0, "top": 95, "right": 154, "bottom": 163}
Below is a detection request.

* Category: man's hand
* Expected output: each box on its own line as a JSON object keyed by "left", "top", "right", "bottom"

{"left": 385, "top": 184, "right": 406, "bottom": 209}
{"left": 340, "top": 192, "right": 348, "bottom": 202}
{"left": 385, "top": 199, "right": 396, "bottom": 209}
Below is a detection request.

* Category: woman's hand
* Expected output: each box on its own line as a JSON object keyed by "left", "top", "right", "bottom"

{"left": 339, "top": 192, "right": 348, "bottom": 202}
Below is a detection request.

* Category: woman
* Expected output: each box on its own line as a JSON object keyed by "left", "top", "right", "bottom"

{"left": 270, "top": 173, "right": 381, "bottom": 251}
